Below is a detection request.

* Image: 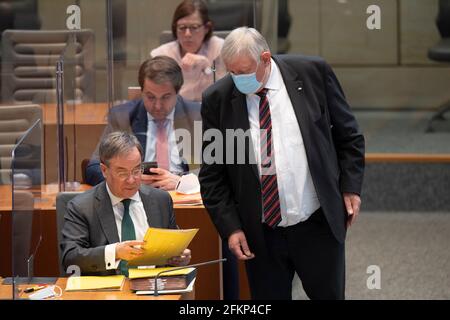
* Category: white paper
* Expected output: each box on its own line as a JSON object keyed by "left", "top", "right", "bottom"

{"left": 175, "top": 173, "right": 200, "bottom": 194}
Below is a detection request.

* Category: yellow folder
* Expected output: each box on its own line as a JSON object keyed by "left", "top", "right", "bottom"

{"left": 65, "top": 275, "right": 125, "bottom": 291}
{"left": 127, "top": 227, "right": 199, "bottom": 267}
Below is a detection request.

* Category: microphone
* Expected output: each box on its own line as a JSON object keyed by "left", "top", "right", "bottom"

{"left": 153, "top": 258, "right": 226, "bottom": 296}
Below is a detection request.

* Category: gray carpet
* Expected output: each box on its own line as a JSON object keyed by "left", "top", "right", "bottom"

{"left": 292, "top": 212, "right": 450, "bottom": 300}
{"left": 362, "top": 163, "right": 450, "bottom": 211}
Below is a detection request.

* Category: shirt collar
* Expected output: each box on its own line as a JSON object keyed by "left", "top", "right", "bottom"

{"left": 105, "top": 182, "right": 141, "bottom": 207}
{"left": 147, "top": 106, "right": 175, "bottom": 123}
{"left": 264, "top": 58, "right": 282, "bottom": 91}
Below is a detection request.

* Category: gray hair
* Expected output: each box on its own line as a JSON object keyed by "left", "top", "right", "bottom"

{"left": 221, "top": 27, "right": 270, "bottom": 65}
{"left": 99, "top": 131, "right": 143, "bottom": 166}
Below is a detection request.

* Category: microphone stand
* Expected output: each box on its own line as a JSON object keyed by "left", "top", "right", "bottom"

{"left": 153, "top": 258, "right": 226, "bottom": 296}
{"left": 212, "top": 60, "right": 216, "bottom": 83}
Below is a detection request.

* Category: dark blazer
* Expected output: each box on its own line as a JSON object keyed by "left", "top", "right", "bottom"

{"left": 199, "top": 55, "right": 365, "bottom": 259}
{"left": 61, "top": 182, "right": 176, "bottom": 275}
{"left": 85, "top": 95, "right": 202, "bottom": 186}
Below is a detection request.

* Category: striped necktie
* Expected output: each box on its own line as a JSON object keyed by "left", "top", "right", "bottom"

{"left": 257, "top": 88, "right": 282, "bottom": 227}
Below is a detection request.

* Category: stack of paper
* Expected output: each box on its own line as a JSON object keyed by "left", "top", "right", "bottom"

{"left": 128, "top": 267, "right": 197, "bottom": 292}
{"left": 65, "top": 275, "right": 125, "bottom": 291}
{"left": 134, "top": 277, "right": 196, "bottom": 295}
{"left": 169, "top": 191, "right": 203, "bottom": 206}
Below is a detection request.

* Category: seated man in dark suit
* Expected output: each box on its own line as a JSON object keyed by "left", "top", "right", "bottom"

{"left": 61, "top": 132, "right": 191, "bottom": 275}
{"left": 85, "top": 56, "right": 202, "bottom": 190}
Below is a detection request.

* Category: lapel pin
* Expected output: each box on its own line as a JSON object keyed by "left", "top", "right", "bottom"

{"left": 298, "top": 87, "right": 302, "bottom": 91}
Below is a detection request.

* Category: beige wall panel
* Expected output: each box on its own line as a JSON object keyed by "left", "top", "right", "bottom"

{"left": 335, "top": 66, "right": 450, "bottom": 108}
{"left": 400, "top": 0, "right": 440, "bottom": 65}
{"left": 126, "top": 0, "right": 179, "bottom": 66}
{"left": 79, "top": 0, "right": 108, "bottom": 68}
{"left": 321, "top": 0, "right": 397, "bottom": 65}
{"left": 38, "top": 0, "right": 73, "bottom": 29}
{"left": 288, "top": 0, "right": 320, "bottom": 55}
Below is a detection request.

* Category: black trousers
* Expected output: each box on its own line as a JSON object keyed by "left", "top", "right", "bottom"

{"left": 245, "top": 208, "right": 345, "bottom": 300}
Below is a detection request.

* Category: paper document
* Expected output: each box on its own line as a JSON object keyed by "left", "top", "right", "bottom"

{"left": 65, "top": 275, "right": 125, "bottom": 291}
{"left": 176, "top": 173, "right": 200, "bottom": 194}
{"left": 127, "top": 227, "right": 198, "bottom": 267}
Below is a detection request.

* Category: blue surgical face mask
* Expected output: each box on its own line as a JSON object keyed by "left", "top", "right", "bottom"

{"left": 231, "top": 66, "right": 263, "bottom": 95}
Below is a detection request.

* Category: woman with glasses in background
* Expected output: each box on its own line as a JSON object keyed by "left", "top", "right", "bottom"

{"left": 150, "top": 0, "right": 226, "bottom": 102}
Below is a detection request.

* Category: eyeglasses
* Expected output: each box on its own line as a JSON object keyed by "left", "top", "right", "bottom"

{"left": 176, "top": 24, "right": 204, "bottom": 34}
{"left": 111, "top": 165, "right": 143, "bottom": 180}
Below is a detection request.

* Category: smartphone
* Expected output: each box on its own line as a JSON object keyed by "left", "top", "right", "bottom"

{"left": 142, "top": 161, "right": 158, "bottom": 175}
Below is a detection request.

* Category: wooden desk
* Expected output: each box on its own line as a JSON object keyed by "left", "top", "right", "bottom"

{"left": 0, "top": 185, "right": 224, "bottom": 300}
{"left": 0, "top": 277, "right": 192, "bottom": 300}
{"left": 42, "top": 103, "right": 108, "bottom": 125}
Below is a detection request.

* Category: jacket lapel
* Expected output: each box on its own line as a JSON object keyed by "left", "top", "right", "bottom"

{"left": 139, "top": 187, "right": 156, "bottom": 227}
{"left": 95, "top": 182, "right": 120, "bottom": 244}
{"left": 173, "top": 96, "right": 192, "bottom": 171}
{"left": 173, "top": 96, "right": 190, "bottom": 131}
{"left": 131, "top": 100, "right": 148, "bottom": 154}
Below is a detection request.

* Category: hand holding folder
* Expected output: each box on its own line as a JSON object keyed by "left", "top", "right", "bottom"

{"left": 127, "top": 227, "right": 198, "bottom": 267}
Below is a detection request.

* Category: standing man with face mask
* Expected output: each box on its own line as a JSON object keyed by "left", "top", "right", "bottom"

{"left": 199, "top": 27, "right": 365, "bottom": 299}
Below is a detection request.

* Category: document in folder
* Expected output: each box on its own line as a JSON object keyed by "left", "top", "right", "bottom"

{"left": 128, "top": 267, "right": 197, "bottom": 292}
{"left": 65, "top": 275, "right": 125, "bottom": 291}
{"left": 127, "top": 227, "right": 199, "bottom": 267}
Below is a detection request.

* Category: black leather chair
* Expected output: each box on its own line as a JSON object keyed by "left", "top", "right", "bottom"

{"left": 55, "top": 191, "right": 82, "bottom": 276}
{"left": 426, "top": 0, "right": 450, "bottom": 132}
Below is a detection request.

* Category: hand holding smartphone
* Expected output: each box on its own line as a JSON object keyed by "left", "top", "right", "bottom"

{"left": 142, "top": 161, "right": 158, "bottom": 175}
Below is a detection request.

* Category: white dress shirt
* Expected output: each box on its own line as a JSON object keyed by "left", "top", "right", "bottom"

{"left": 145, "top": 108, "right": 184, "bottom": 173}
{"left": 104, "top": 183, "right": 149, "bottom": 270}
{"left": 245, "top": 58, "right": 320, "bottom": 227}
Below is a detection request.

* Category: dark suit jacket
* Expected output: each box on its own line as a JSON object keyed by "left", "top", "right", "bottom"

{"left": 85, "top": 95, "right": 202, "bottom": 186}
{"left": 199, "top": 55, "right": 365, "bottom": 259}
{"left": 61, "top": 182, "right": 176, "bottom": 275}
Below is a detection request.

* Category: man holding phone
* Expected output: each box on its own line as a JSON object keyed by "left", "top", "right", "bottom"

{"left": 85, "top": 56, "right": 201, "bottom": 190}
